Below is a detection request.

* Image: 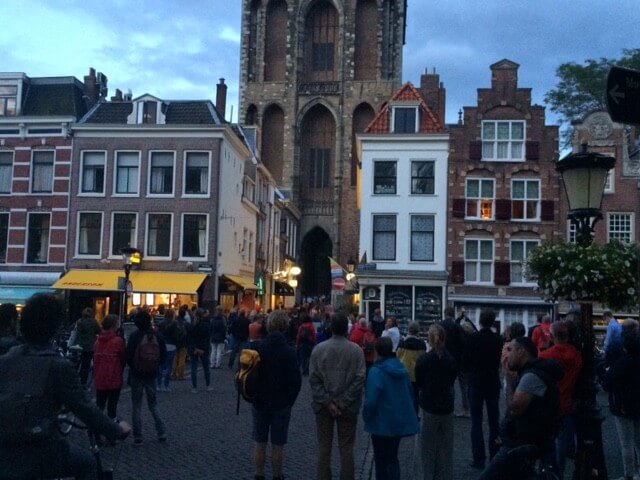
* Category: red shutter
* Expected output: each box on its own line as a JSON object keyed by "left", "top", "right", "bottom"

{"left": 495, "top": 199, "right": 511, "bottom": 220}
{"left": 525, "top": 141, "right": 540, "bottom": 161}
{"left": 452, "top": 198, "right": 466, "bottom": 218}
{"left": 494, "top": 261, "right": 511, "bottom": 286}
{"left": 540, "top": 200, "right": 554, "bottom": 221}
{"left": 469, "top": 141, "right": 482, "bottom": 161}
{"left": 451, "top": 261, "right": 465, "bottom": 284}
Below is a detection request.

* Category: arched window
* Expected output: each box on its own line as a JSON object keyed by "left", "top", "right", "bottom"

{"left": 351, "top": 103, "right": 375, "bottom": 185}
{"left": 248, "top": 0, "right": 261, "bottom": 82}
{"left": 300, "top": 105, "right": 335, "bottom": 205}
{"left": 354, "top": 0, "right": 377, "bottom": 80}
{"left": 303, "top": 1, "right": 338, "bottom": 82}
{"left": 245, "top": 104, "right": 258, "bottom": 125}
{"left": 381, "top": 0, "right": 397, "bottom": 80}
{"left": 264, "top": 0, "right": 287, "bottom": 81}
{"left": 261, "top": 105, "right": 285, "bottom": 183}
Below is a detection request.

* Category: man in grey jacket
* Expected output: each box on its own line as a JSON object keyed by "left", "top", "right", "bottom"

{"left": 310, "top": 312, "right": 366, "bottom": 480}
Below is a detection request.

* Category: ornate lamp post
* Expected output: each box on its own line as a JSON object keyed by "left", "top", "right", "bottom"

{"left": 120, "top": 247, "right": 141, "bottom": 321}
{"left": 556, "top": 144, "right": 615, "bottom": 480}
{"left": 346, "top": 258, "right": 356, "bottom": 281}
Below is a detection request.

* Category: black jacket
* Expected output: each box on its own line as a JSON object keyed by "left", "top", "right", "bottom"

{"left": 232, "top": 314, "right": 250, "bottom": 342}
{"left": 463, "top": 328, "right": 503, "bottom": 389}
{"left": 255, "top": 332, "right": 302, "bottom": 412}
{"left": 600, "top": 351, "right": 640, "bottom": 418}
{"left": 126, "top": 327, "right": 167, "bottom": 380}
{"left": 0, "top": 343, "right": 121, "bottom": 477}
{"left": 187, "top": 318, "right": 212, "bottom": 353}
{"left": 210, "top": 315, "right": 227, "bottom": 343}
{"left": 415, "top": 349, "right": 458, "bottom": 415}
{"left": 440, "top": 317, "right": 465, "bottom": 363}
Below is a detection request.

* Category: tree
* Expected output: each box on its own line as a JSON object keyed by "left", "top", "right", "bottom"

{"left": 545, "top": 49, "right": 640, "bottom": 146}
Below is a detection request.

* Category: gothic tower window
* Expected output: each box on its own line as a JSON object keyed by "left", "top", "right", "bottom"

{"left": 354, "top": 0, "right": 377, "bottom": 80}
{"left": 248, "top": 0, "right": 261, "bottom": 82}
{"left": 262, "top": 104, "right": 285, "bottom": 183}
{"left": 245, "top": 104, "right": 258, "bottom": 125}
{"left": 381, "top": 0, "right": 397, "bottom": 80}
{"left": 351, "top": 103, "right": 375, "bottom": 186}
{"left": 300, "top": 105, "right": 335, "bottom": 205}
{"left": 304, "top": 1, "right": 338, "bottom": 82}
{"left": 264, "top": 0, "right": 287, "bottom": 81}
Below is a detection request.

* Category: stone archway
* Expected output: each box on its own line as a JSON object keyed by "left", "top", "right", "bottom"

{"left": 299, "top": 226, "right": 332, "bottom": 300}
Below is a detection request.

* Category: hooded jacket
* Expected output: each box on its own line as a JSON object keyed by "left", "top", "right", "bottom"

{"left": 93, "top": 330, "right": 126, "bottom": 390}
{"left": 363, "top": 357, "right": 419, "bottom": 437}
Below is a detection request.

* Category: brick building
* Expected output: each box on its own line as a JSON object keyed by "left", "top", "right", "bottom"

{"left": 238, "top": 0, "right": 406, "bottom": 298}
{"left": 446, "top": 60, "right": 560, "bottom": 332}
{"left": 0, "top": 68, "right": 105, "bottom": 306}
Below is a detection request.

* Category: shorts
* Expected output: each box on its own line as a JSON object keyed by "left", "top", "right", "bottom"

{"left": 252, "top": 406, "right": 292, "bottom": 445}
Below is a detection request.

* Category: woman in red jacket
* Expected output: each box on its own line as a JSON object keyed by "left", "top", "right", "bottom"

{"left": 93, "top": 314, "right": 127, "bottom": 422}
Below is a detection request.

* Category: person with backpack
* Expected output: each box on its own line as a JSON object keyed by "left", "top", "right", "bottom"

{"left": 210, "top": 306, "right": 227, "bottom": 369}
{"left": 296, "top": 313, "right": 316, "bottom": 376}
{"left": 73, "top": 307, "right": 102, "bottom": 388}
{"left": 396, "top": 321, "right": 427, "bottom": 412}
{"left": 251, "top": 309, "right": 302, "bottom": 480}
{"left": 187, "top": 308, "right": 213, "bottom": 393}
{"left": 349, "top": 315, "right": 376, "bottom": 374}
{"left": 158, "top": 308, "right": 182, "bottom": 391}
{"left": 127, "top": 309, "right": 167, "bottom": 445}
{"left": 0, "top": 294, "right": 130, "bottom": 479}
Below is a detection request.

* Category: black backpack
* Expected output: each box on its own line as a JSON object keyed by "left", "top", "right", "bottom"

{"left": 134, "top": 332, "right": 161, "bottom": 375}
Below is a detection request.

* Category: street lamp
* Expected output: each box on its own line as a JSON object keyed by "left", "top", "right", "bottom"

{"left": 346, "top": 258, "right": 356, "bottom": 281}
{"left": 120, "top": 247, "right": 141, "bottom": 320}
{"left": 557, "top": 144, "right": 615, "bottom": 480}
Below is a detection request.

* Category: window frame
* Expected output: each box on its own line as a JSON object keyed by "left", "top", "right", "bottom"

{"left": 147, "top": 151, "right": 176, "bottom": 197}
{"left": 481, "top": 120, "right": 525, "bottom": 161}
{"left": 464, "top": 238, "right": 494, "bottom": 285}
{"left": 182, "top": 151, "right": 211, "bottom": 198}
{"left": 113, "top": 151, "right": 141, "bottom": 197}
{"left": 607, "top": 212, "right": 634, "bottom": 244}
{"left": 509, "top": 239, "right": 540, "bottom": 285}
{"left": 309, "top": 148, "right": 331, "bottom": 189}
{"left": 76, "top": 211, "right": 103, "bottom": 258}
{"left": 373, "top": 160, "right": 397, "bottom": 195}
{"left": 145, "top": 213, "right": 173, "bottom": 260}
{"left": 604, "top": 166, "right": 615, "bottom": 194}
{"left": 391, "top": 105, "right": 420, "bottom": 134}
{"left": 79, "top": 151, "right": 106, "bottom": 196}
{"left": 465, "top": 178, "right": 495, "bottom": 220}
{"left": 30, "top": 150, "right": 55, "bottom": 194}
{"left": 0, "top": 151, "right": 13, "bottom": 194}
{"left": 372, "top": 214, "right": 397, "bottom": 261}
{"left": 410, "top": 160, "right": 435, "bottom": 195}
{"left": 25, "top": 212, "right": 51, "bottom": 264}
{"left": 0, "top": 85, "right": 18, "bottom": 116}
{"left": 179, "top": 213, "right": 209, "bottom": 260}
{"left": 109, "top": 212, "right": 138, "bottom": 259}
{"left": 410, "top": 214, "right": 435, "bottom": 262}
{"left": 511, "top": 179, "right": 540, "bottom": 221}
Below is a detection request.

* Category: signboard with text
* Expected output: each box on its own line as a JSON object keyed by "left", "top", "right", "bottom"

{"left": 606, "top": 66, "right": 640, "bottom": 124}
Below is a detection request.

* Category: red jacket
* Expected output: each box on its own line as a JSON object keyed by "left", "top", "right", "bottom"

{"left": 296, "top": 322, "right": 316, "bottom": 346}
{"left": 532, "top": 322, "right": 552, "bottom": 351}
{"left": 540, "top": 343, "right": 583, "bottom": 416}
{"left": 349, "top": 325, "right": 376, "bottom": 364}
{"left": 93, "top": 330, "right": 126, "bottom": 390}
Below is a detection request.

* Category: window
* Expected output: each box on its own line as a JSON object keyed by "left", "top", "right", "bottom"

{"left": 511, "top": 179, "right": 540, "bottom": 220}
{"left": 411, "top": 161, "right": 434, "bottom": 194}
{"left": 510, "top": 240, "right": 539, "bottom": 284}
{"left": 26, "top": 213, "right": 50, "bottom": 264}
{"left": 31, "top": 151, "right": 54, "bottom": 193}
{"left": 482, "top": 120, "right": 525, "bottom": 161}
{"left": 608, "top": 213, "right": 634, "bottom": 244}
{"left": 309, "top": 148, "right": 330, "bottom": 188}
{"left": 0, "top": 85, "right": 17, "bottom": 116}
{"left": 142, "top": 102, "right": 157, "bottom": 124}
{"left": 411, "top": 215, "right": 434, "bottom": 261}
{"left": 77, "top": 212, "right": 102, "bottom": 256}
{"left": 0, "top": 213, "right": 8, "bottom": 263}
{"left": 392, "top": 107, "right": 419, "bottom": 133}
{"left": 149, "top": 152, "right": 174, "bottom": 195}
{"left": 604, "top": 168, "right": 614, "bottom": 193}
{"left": 372, "top": 215, "right": 396, "bottom": 261}
{"left": 313, "top": 43, "right": 334, "bottom": 71}
{"left": 465, "top": 239, "right": 493, "bottom": 283}
{"left": 568, "top": 221, "right": 577, "bottom": 244}
{"left": 115, "top": 152, "right": 139, "bottom": 195}
{"left": 373, "top": 161, "right": 396, "bottom": 194}
{"left": 184, "top": 152, "right": 209, "bottom": 195}
{"left": 466, "top": 179, "right": 494, "bottom": 220}
{"left": 80, "top": 152, "right": 105, "bottom": 194}
{"left": 0, "top": 151, "right": 12, "bottom": 193}
{"left": 147, "top": 214, "right": 172, "bottom": 257}
{"left": 182, "top": 214, "right": 207, "bottom": 258}
{"left": 111, "top": 213, "right": 137, "bottom": 256}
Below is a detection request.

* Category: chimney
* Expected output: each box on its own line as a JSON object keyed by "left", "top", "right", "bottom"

{"left": 418, "top": 67, "right": 446, "bottom": 126}
{"left": 111, "top": 89, "right": 123, "bottom": 102}
{"left": 216, "top": 78, "right": 227, "bottom": 120}
{"left": 83, "top": 67, "right": 98, "bottom": 106}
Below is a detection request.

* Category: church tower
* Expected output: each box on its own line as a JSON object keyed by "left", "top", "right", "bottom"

{"left": 239, "top": 0, "right": 406, "bottom": 297}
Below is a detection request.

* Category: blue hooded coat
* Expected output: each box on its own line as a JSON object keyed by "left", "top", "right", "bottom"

{"left": 362, "top": 356, "right": 419, "bottom": 437}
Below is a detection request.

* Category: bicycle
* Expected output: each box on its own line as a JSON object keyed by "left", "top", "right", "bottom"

{"left": 507, "top": 444, "right": 560, "bottom": 480}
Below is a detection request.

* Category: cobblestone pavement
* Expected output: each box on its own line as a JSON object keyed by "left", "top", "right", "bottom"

{"left": 90, "top": 361, "right": 624, "bottom": 480}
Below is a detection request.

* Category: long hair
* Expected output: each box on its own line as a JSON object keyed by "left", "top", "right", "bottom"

{"left": 428, "top": 323, "right": 446, "bottom": 358}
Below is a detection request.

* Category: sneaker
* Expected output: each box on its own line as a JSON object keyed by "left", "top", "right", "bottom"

{"left": 133, "top": 438, "right": 143, "bottom": 445}
{"left": 206, "top": 385, "right": 214, "bottom": 392}
{"left": 158, "top": 434, "right": 167, "bottom": 443}
{"left": 191, "top": 388, "right": 198, "bottom": 394}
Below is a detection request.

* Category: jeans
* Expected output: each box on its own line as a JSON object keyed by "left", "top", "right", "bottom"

{"left": 469, "top": 384, "right": 500, "bottom": 465}
{"left": 421, "top": 411, "right": 453, "bottom": 480}
{"left": 95, "top": 388, "right": 121, "bottom": 419}
{"left": 190, "top": 352, "right": 211, "bottom": 388}
{"left": 477, "top": 444, "right": 528, "bottom": 479}
{"left": 210, "top": 342, "right": 225, "bottom": 368}
{"left": 372, "top": 435, "right": 401, "bottom": 480}
{"left": 552, "top": 414, "right": 576, "bottom": 477}
{"left": 158, "top": 348, "right": 176, "bottom": 389}
{"left": 297, "top": 344, "right": 312, "bottom": 374}
{"left": 79, "top": 350, "right": 93, "bottom": 386}
{"left": 130, "top": 375, "right": 165, "bottom": 440}
{"left": 316, "top": 408, "right": 358, "bottom": 480}
{"left": 457, "top": 372, "right": 470, "bottom": 412}
{"left": 614, "top": 415, "right": 640, "bottom": 477}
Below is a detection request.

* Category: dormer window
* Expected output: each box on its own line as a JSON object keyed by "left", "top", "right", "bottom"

{"left": 0, "top": 85, "right": 17, "bottom": 116}
{"left": 140, "top": 101, "right": 157, "bottom": 124}
{"left": 392, "top": 106, "right": 420, "bottom": 133}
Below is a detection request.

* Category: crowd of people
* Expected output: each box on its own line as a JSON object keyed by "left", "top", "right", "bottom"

{"left": 1, "top": 295, "right": 640, "bottom": 480}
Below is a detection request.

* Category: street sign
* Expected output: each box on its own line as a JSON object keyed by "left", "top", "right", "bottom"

{"left": 606, "top": 66, "right": 640, "bottom": 124}
{"left": 332, "top": 277, "right": 346, "bottom": 291}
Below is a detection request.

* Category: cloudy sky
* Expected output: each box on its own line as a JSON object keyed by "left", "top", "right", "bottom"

{"left": 1, "top": 0, "right": 638, "bottom": 128}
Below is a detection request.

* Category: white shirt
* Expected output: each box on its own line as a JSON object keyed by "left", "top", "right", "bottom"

{"left": 382, "top": 326, "right": 401, "bottom": 352}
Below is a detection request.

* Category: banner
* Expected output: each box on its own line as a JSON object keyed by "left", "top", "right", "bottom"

{"left": 329, "top": 256, "right": 345, "bottom": 279}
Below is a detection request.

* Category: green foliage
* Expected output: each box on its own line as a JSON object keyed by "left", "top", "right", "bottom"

{"left": 527, "top": 240, "right": 640, "bottom": 311}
